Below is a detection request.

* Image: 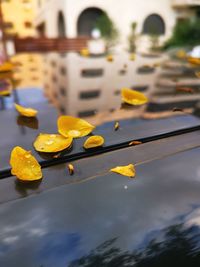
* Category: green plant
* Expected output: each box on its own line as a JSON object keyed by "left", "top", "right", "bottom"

{"left": 164, "top": 18, "right": 200, "bottom": 49}
{"left": 95, "top": 13, "right": 119, "bottom": 50}
{"left": 128, "top": 22, "right": 138, "bottom": 52}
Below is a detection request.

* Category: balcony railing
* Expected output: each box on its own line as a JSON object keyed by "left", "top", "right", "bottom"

{"left": 172, "top": 0, "right": 200, "bottom": 7}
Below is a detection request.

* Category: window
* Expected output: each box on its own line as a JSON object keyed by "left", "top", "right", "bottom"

{"left": 79, "top": 90, "right": 100, "bottom": 99}
{"left": 58, "top": 12, "right": 66, "bottom": 37}
{"left": 81, "top": 69, "right": 104, "bottom": 77}
{"left": 78, "top": 110, "right": 96, "bottom": 117}
{"left": 60, "top": 66, "right": 67, "bottom": 75}
{"left": 60, "top": 87, "right": 66, "bottom": 96}
{"left": 143, "top": 14, "right": 165, "bottom": 35}
{"left": 77, "top": 8, "right": 104, "bottom": 36}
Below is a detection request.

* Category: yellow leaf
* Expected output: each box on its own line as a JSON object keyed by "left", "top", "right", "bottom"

{"left": 15, "top": 103, "right": 38, "bottom": 117}
{"left": 80, "top": 48, "right": 89, "bottom": 57}
{"left": 110, "top": 164, "right": 136, "bottom": 178}
{"left": 121, "top": 88, "right": 148, "bottom": 105}
{"left": 107, "top": 55, "right": 113, "bottom": 62}
{"left": 83, "top": 135, "right": 104, "bottom": 149}
{"left": 10, "top": 146, "right": 42, "bottom": 181}
{"left": 33, "top": 133, "right": 73, "bottom": 153}
{"left": 0, "top": 61, "right": 14, "bottom": 73}
{"left": 58, "top": 115, "right": 95, "bottom": 138}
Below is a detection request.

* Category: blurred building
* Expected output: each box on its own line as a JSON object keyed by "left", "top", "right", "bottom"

{"left": 1, "top": 0, "right": 43, "bottom": 89}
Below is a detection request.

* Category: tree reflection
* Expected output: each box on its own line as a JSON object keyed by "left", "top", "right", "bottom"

{"left": 69, "top": 223, "right": 200, "bottom": 267}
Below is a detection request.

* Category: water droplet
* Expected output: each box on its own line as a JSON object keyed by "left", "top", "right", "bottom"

{"left": 45, "top": 140, "right": 54, "bottom": 145}
{"left": 25, "top": 154, "right": 31, "bottom": 159}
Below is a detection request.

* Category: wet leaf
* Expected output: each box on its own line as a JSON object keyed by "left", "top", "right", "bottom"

{"left": 110, "top": 164, "right": 136, "bottom": 178}
{"left": 129, "top": 140, "right": 142, "bottom": 146}
{"left": 107, "top": 55, "right": 113, "bottom": 62}
{"left": 58, "top": 115, "right": 95, "bottom": 138}
{"left": 80, "top": 48, "right": 89, "bottom": 57}
{"left": 68, "top": 164, "right": 74, "bottom": 175}
{"left": 15, "top": 103, "right": 38, "bottom": 117}
{"left": 121, "top": 88, "right": 148, "bottom": 105}
{"left": 176, "top": 49, "right": 187, "bottom": 59}
{"left": 33, "top": 133, "right": 73, "bottom": 153}
{"left": 10, "top": 146, "right": 42, "bottom": 181}
{"left": 83, "top": 135, "right": 104, "bottom": 149}
{"left": 114, "top": 121, "right": 120, "bottom": 131}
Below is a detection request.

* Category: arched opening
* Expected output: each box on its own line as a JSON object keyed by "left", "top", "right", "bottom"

{"left": 77, "top": 7, "right": 104, "bottom": 36}
{"left": 58, "top": 11, "right": 66, "bottom": 37}
{"left": 142, "top": 14, "right": 165, "bottom": 35}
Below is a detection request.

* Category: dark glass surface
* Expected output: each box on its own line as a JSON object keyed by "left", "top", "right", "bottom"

{"left": 1, "top": 145, "right": 200, "bottom": 266}
{"left": 0, "top": 107, "right": 200, "bottom": 177}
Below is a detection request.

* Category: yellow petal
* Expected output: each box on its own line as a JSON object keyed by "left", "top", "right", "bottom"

{"left": 33, "top": 133, "right": 73, "bottom": 153}
{"left": 110, "top": 164, "right": 136, "bottom": 178}
{"left": 0, "top": 61, "right": 14, "bottom": 73}
{"left": 10, "top": 146, "right": 42, "bottom": 181}
{"left": 83, "top": 135, "right": 104, "bottom": 149}
{"left": 80, "top": 48, "right": 89, "bottom": 57}
{"left": 15, "top": 103, "right": 38, "bottom": 117}
{"left": 107, "top": 55, "right": 113, "bottom": 62}
{"left": 121, "top": 88, "right": 148, "bottom": 105}
{"left": 58, "top": 115, "right": 95, "bottom": 138}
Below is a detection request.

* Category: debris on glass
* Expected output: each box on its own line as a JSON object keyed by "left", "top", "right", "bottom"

{"left": 10, "top": 146, "right": 42, "bottom": 181}
{"left": 114, "top": 121, "right": 120, "bottom": 131}
{"left": 68, "top": 163, "right": 74, "bottom": 175}
{"left": 129, "top": 140, "right": 142, "bottom": 146}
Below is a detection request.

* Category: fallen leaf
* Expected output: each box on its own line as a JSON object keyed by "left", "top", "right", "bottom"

{"left": 121, "top": 88, "right": 148, "bottom": 105}
{"left": 58, "top": 115, "right": 95, "bottom": 138}
{"left": 15, "top": 103, "right": 38, "bottom": 117}
{"left": 10, "top": 146, "right": 42, "bottom": 181}
{"left": 110, "top": 164, "right": 136, "bottom": 178}
{"left": 84, "top": 135, "right": 104, "bottom": 149}
{"left": 33, "top": 133, "right": 73, "bottom": 153}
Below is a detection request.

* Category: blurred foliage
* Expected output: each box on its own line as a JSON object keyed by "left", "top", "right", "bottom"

{"left": 149, "top": 34, "right": 160, "bottom": 52}
{"left": 128, "top": 22, "right": 138, "bottom": 53}
{"left": 95, "top": 13, "right": 119, "bottom": 50}
{"left": 164, "top": 18, "right": 200, "bottom": 49}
